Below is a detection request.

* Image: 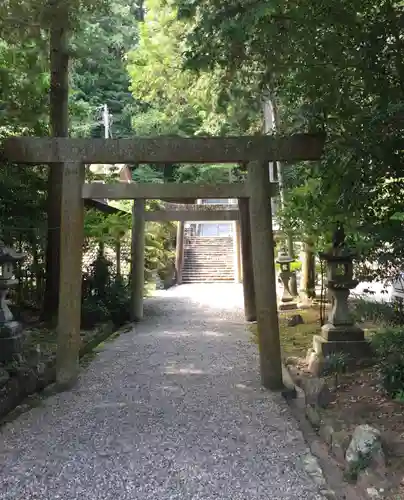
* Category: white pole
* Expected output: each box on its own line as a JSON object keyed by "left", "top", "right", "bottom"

{"left": 262, "top": 99, "right": 277, "bottom": 216}
{"left": 102, "top": 104, "right": 110, "bottom": 139}
{"left": 263, "top": 96, "right": 297, "bottom": 294}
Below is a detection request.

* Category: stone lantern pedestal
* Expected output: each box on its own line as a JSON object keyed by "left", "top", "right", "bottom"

{"left": 276, "top": 252, "right": 297, "bottom": 311}
{"left": 0, "top": 243, "right": 25, "bottom": 363}
{"left": 312, "top": 247, "right": 370, "bottom": 359}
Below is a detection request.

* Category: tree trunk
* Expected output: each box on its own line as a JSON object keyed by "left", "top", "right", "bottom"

{"left": 43, "top": 2, "right": 69, "bottom": 320}
{"left": 301, "top": 241, "right": 316, "bottom": 299}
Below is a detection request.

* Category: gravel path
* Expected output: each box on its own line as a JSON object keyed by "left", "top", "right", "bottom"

{"left": 0, "top": 284, "right": 324, "bottom": 500}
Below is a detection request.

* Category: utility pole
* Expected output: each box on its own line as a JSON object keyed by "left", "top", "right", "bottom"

{"left": 102, "top": 103, "right": 111, "bottom": 139}
{"left": 262, "top": 99, "right": 278, "bottom": 217}
{"left": 263, "top": 95, "right": 298, "bottom": 295}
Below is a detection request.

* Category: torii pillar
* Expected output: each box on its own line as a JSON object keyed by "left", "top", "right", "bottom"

{"left": 130, "top": 198, "right": 146, "bottom": 322}
{"left": 248, "top": 161, "right": 283, "bottom": 390}
{"left": 238, "top": 198, "right": 256, "bottom": 322}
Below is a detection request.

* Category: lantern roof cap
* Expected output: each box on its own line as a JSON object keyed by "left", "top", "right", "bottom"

{"left": 0, "top": 242, "right": 25, "bottom": 264}
{"left": 319, "top": 246, "right": 357, "bottom": 262}
{"left": 276, "top": 251, "right": 294, "bottom": 264}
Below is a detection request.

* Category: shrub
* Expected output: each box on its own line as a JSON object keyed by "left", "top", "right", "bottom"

{"left": 104, "top": 276, "right": 131, "bottom": 327}
{"left": 81, "top": 296, "right": 110, "bottom": 329}
{"left": 89, "top": 253, "right": 112, "bottom": 299}
{"left": 323, "top": 352, "right": 350, "bottom": 388}
{"left": 81, "top": 254, "right": 131, "bottom": 329}
{"left": 351, "top": 297, "right": 404, "bottom": 326}
{"left": 371, "top": 327, "right": 404, "bottom": 397}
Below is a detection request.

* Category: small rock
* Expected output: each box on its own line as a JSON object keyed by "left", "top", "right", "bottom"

{"left": 301, "top": 377, "right": 334, "bottom": 408}
{"left": 319, "top": 424, "right": 334, "bottom": 446}
{"left": 306, "top": 405, "right": 321, "bottom": 429}
{"left": 0, "top": 367, "right": 10, "bottom": 387}
{"left": 300, "top": 453, "right": 326, "bottom": 486}
{"left": 331, "top": 430, "right": 351, "bottom": 463}
{"left": 307, "top": 350, "right": 325, "bottom": 376}
{"left": 14, "top": 403, "right": 31, "bottom": 414}
{"left": 287, "top": 314, "right": 304, "bottom": 327}
{"left": 346, "top": 425, "right": 385, "bottom": 472}
{"left": 366, "top": 487, "right": 381, "bottom": 499}
{"left": 357, "top": 469, "right": 389, "bottom": 498}
{"left": 285, "top": 356, "right": 299, "bottom": 366}
{"left": 320, "top": 490, "right": 337, "bottom": 500}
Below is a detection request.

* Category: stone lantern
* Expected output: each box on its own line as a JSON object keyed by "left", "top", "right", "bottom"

{"left": 0, "top": 242, "right": 25, "bottom": 362}
{"left": 276, "top": 251, "right": 297, "bottom": 310}
{"left": 312, "top": 234, "right": 368, "bottom": 359}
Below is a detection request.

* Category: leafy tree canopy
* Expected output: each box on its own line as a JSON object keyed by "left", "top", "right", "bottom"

{"left": 176, "top": 0, "right": 404, "bottom": 276}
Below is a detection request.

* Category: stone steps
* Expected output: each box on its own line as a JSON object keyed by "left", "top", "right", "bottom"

{"left": 182, "top": 235, "right": 235, "bottom": 283}
{"left": 183, "top": 266, "right": 234, "bottom": 271}
{"left": 182, "top": 272, "right": 234, "bottom": 276}
{"left": 183, "top": 259, "right": 233, "bottom": 265}
{"left": 182, "top": 275, "right": 235, "bottom": 283}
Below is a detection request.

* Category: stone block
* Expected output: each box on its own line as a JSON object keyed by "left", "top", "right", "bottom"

{"left": 313, "top": 335, "right": 373, "bottom": 359}
{"left": 301, "top": 376, "right": 335, "bottom": 408}
{"left": 319, "top": 424, "right": 335, "bottom": 446}
{"left": 346, "top": 425, "right": 386, "bottom": 473}
{"left": 321, "top": 322, "right": 365, "bottom": 342}
{"left": 0, "top": 321, "right": 23, "bottom": 363}
{"left": 306, "top": 349, "right": 325, "bottom": 376}
{"left": 287, "top": 314, "right": 304, "bottom": 327}
{"left": 281, "top": 364, "right": 297, "bottom": 400}
{"left": 300, "top": 452, "right": 327, "bottom": 487}
{"left": 278, "top": 301, "right": 298, "bottom": 311}
{"left": 331, "top": 430, "right": 351, "bottom": 463}
{"left": 305, "top": 405, "right": 321, "bottom": 429}
{"left": 0, "top": 366, "right": 10, "bottom": 387}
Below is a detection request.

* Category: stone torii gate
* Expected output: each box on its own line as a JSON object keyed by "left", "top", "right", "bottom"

{"left": 144, "top": 201, "right": 243, "bottom": 285}
{"left": 1, "top": 133, "right": 324, "bottom": 391}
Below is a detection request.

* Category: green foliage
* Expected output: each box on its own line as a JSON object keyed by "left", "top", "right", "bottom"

{"left": 174, "top": 163, "right": 235, "bottom": 184}
{"left": 81, "top": 253, "right": 131, "bottom": 328}
{"left": 323, "top": 352, "right": 349, "bottom": 388}
{"left": 0, "top": 0, "right": 179, "bottom": 324}
{"left": 0, "top": 11, "right": 49, "bottom": 243}
{"left": 84, "top": 205, "right": 176, "bottom": 290}
{"left": 70, "top": 0, "right": 139, "bottom": 138}
{"left": 127, "top": 0, "right": 254, "bottom": 185}
{"left": 84, "top": 210, "right": 130, "bottom": 247}
{"left": 127, "top": 0, "right": 260, "bottom": 138}
{"left": 352, "top": 298, "right": 404, "bottom": 326}
{"left": 0, "top": 37, "right": 48, "bottom": 132}
{"left": 81, "top": 295, "right": 111, "bottom": 329}
{"left": 394, "top": 390, "right": 404, "bottom": 402}
{"left": 144, "top": 220, "right": 176, "bottom": 284}
{"left": 105, "top": 275, "right": 131, "bottom": 326}
{"left": 176, "top": 0, "right": 404, "bottom": 277}
{"left": 344, "top": 451, "right": 373, "bottom": 482}
{"left": 372, "top": 327, "right": 404, "bottom": 398}
{"left": 132, "top": 165, "right": 164, "bottom": 183}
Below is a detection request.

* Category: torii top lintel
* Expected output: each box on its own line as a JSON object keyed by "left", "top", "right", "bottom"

{"left": 1, "top": 133, "right": 325, "bottom": 164}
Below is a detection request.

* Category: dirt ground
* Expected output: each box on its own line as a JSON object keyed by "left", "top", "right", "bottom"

{"left": 273, "top": 307, "right": 404, "bottom": 498}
